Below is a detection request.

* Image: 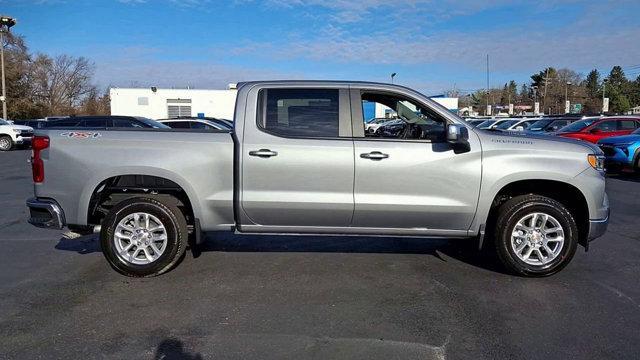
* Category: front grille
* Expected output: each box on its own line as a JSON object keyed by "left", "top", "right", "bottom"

{"left": 19, "top": 130, "right": 33, "bottom": 137}
{"left": 599, "top": 145, "right": 616, "bottom": 156}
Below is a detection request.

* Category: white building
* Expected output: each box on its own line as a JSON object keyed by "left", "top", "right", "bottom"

{"left": 110, "top": 86, "right": 458, "bottom": 120}
{"left": 110, "top": 87, "right": 238, "bottom": 120}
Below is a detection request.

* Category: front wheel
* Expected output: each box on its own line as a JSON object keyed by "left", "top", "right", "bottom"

{"left": 0, "top": 135, "right": 13, "bottom": 151}
{"left": 100, "top": 197, "right": 188, "bottom": 277}
{"left": 494, "top": 194, "right": 578, "bottom": 277}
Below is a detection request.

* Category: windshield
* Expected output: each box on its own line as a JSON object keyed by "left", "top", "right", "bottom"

{"left": 528, "top": 119, "right": 552, "bottom": 131}
{"left": 557, "top": 119, "right": 595, "bottom": 133}
{"left": 495, "top": 120, "right": 519, "bottom": 129}
{"left": 135, "top": 117, "right": 171, "bottom": 129}
{"left": 477, "top": 120, "right": 496, "bottom": 128}
{"left": 0, "top": 119, "right": 9, "bottom": 125}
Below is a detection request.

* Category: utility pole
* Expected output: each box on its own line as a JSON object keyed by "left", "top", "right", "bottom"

{"left": 0, "top": 16, "right": 16, "bottom": 120}
{"left": 542, "top": 68, "right": 549, "bottom": 115}
{"left": 486, "top": 54, "right": 490, "bottom": 115}
{"left": 565, "top": 81, "right": 571, "bottom": 114}
{"left": 390, "top": 73, "right": 396, "bottom": 84}
{"left": 602, "top": 78, "right": 608, "bottom": 114}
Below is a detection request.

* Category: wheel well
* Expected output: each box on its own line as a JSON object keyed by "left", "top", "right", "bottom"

{"left": 87, "top": 175, "right": 195, "bottom": 227}
{"left": 486, "top": 180, "right": 590, "bottom": 244}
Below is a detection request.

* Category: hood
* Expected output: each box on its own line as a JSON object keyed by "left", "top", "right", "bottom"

{"left": 598, "top": 134, "right": 640, "bottom": 145}
{"left": 11, "top": 125, "right": 33, "bottom": 131}
{"left": 477, "top": 128, "right": 602, "bottom": 154}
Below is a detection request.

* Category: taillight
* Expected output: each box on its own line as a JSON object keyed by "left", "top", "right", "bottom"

{"left": 31, "top": 135, "right": 49, "bottom": 183}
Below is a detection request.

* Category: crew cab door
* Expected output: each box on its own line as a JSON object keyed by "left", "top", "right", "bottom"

{"left": 349, "top": 88, "right": 482, "bottom": 235}
{"left": 239, "top": 85, "right": 355, "bottom": 229}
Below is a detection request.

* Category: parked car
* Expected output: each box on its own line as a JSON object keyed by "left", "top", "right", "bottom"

{"left": 26, "top": 80, "right": 608, "bottom": 278}
{"left": 0, "top": 118, "right": 33, "bottom": 151}
{"left": 12, "top": 119, "right": 48, "bottom": 129}
{"left": 45, "top": 116, "right": 170, "bottom": 129}
{"left": 503, "top": 118, "right": 542, "bottom": 131}
{"left": 364, "top": 117, "right": 396, "bottom": 134}
{"left": 158, "top": 117, "right": 233, "bottom": 131}
{"left": 556, "top": 116, "right": 640, "bottom": 143}
{"left": 476, "top": 119, "right": 497, "bottom": 129}
{"left": 524, "top": 117, "right": 577, "bottom": 134}
{"left": 465, "top": 119, "right": 486, "bottom": 127}
{"left": 597, "top": 127, "right": 640, "bottom": 171}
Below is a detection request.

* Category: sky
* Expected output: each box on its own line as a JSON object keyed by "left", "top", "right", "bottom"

{"left": 2, "top": 0, "right": 640, "bottom": 95}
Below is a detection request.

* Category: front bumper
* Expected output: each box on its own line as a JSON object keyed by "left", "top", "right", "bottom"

{"left": 587, "top": 209, "right": 609, "bottom": 241}
{"left": 26, "top": 198, "right": 66, "bottom": 229}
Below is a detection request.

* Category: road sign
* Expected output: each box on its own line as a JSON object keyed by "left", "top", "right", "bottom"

{"left": 565, "top": 101, "right": 570, "bottom": 114}
{"left": 534, "top": 102, "right": 539, "bottom": 115}
{"left": 603, "top": 98, "right": 609, "bottom": 113}
{"left": 508, "top": 103, "right": 514, "bottom": 115}
{"left": 571, "top": 103, "right": 582, "bottom": 114}
{"left": 486, "top": 105, "right": 492, "bottom": 116}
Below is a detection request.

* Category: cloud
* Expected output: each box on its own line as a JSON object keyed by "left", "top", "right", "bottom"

{"left": 230, "top": 0, "right": 640, "bottom": 73}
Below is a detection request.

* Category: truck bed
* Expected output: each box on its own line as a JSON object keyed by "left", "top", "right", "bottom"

{"left": 34, "top": 129, "right": 236, "bottom": 231}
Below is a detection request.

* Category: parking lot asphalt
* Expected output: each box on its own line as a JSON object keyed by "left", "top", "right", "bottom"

{"left": 1, "top": 149, "right": 639, "bottom": 360}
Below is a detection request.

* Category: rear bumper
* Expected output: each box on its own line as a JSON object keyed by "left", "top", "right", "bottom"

{"left": 587, "top": 209, "right": 609, "bottom": 241}
{"left": 26, "top": 197, "right": 66, "bottom": 229}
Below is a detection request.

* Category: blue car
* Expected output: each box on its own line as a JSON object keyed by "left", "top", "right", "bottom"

{"left": 597, "top": 127, "right": 640, "bottom": 171}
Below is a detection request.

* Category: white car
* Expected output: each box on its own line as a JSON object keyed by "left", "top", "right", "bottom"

{"left": 0, "top": 119, "right": 33, "bottom": 151}
{"left": 365, "top": 117, "right": 396, "bottom": 134}
{"left": 158, "top": 117, "right": 233, "bottom": 131}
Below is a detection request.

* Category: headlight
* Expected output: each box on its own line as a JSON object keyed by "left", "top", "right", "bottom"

{"left": 588, "top": 154, "right": 605, "bottom": 171}
{"left": 12, "top": 129, "right": 21, "bottom": 134}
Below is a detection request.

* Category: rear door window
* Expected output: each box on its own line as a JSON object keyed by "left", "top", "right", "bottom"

{"left": 166, "top": 121, "right": 190, "bottom": 129}
{"left": 593, "top": 121, "right": 617, "bottom": 132}
{"left": 618, "top": 120, "right": 638, "bottom": 130}
{"left": 258, "top": 88, "right": 340, "bottom": 138}
{"left": 113, "top": 118, "right": 144, "bottom": 128}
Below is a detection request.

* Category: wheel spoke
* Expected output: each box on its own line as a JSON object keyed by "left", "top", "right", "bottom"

{"left": 522, "top": 246, "right": 534, "bottom": 260}
{"left": 544, "top": 227, "right": 561, "bottom": 235}
{"left": 150, "top": 242, "right": 162, "bottom": 255}
{"left": 115, "top": 231, "right": 132, "bottom": 240}
{"left": 515, "top": 241, "right": 528, "bottom": 253}
{"left": 546, "top": 236, "right": 564, "bottom": 243}
{"left": 119, "top": 243, "right": 133, "bottom": 256}
{"left": 543, "top": 244, "right": 555, "bottom": 256}
{"left": 144, "top": 213, "right": 150, "bottom": 229}
{"left": 142, "top": 248, "right": 154, "bottom": 262}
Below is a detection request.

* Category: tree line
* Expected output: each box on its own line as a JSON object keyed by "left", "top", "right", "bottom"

{"left": 2, "top": 32, "right": 109, "bottom": 120}
{"left": 459, "top": 66, "right": 640, "bottom": 116}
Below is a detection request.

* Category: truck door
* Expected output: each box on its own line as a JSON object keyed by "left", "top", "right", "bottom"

{"left": 350, "top": 89, "right": 482, "bottom": 234}
{"left": 239, "top": 86, "right": 355, "bottom": 229}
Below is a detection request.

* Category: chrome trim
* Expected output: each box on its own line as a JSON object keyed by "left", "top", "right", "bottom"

{"left": 26, "top": 198, "right": 66, "bottom": 230}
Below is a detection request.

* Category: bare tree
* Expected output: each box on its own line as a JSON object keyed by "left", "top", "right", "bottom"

{"left": 31, "top": 54, "right": 95, "bottom": 115}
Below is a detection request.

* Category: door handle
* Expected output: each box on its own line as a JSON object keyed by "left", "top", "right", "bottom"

{"left": 249, "top": 149, "right": 278, "bottom": 158}
{"left": 360, "top": 151, "right": 389, "bottom": 160}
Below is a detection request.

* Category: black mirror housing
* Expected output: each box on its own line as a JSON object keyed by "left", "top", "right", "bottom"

{"left": 447, "top": 124, "right": 470, "bottom": 153}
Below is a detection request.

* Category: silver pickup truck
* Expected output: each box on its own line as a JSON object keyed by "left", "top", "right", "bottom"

{"left": 26, "top": 81, "right": 609, "bottom": 277}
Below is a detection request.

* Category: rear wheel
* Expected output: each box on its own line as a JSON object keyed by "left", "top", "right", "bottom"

{"left": 494, "top": 194, "right": 578, "bottom": 277}
{"left": 100, "top": 197, "right": 188, "bottom": 277}
{"left": 0, "top": 135, "right": 13, "bottom": 151}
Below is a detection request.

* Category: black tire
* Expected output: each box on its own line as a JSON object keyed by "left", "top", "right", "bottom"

{"left": 100, "top": 197, "right": 188, "bottom": 277}
{"left": 494, "top": 194, "right": 578, "bottom": 277}
{"left": 0, "top": 135, "right": 13, "bottom": 151}
{"left": 634, "top": 150, "right": 640, "bottom": 173}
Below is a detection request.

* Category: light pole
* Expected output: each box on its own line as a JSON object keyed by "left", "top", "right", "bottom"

{"left": 565, "top": 81, "right": 571, "bottom": 114}
{"left": 602, "top": 78, "right": 608, "bottom": 114}
{"left": 532, "top": 86, "right": 538, "bottom": 115}
{"left": 390, "top": 73, "right": 396, "bottom": 84}
{"left": 0, "top": 16, "right": 17, "bottom": 120}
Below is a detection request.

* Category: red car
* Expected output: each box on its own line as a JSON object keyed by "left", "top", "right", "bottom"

{"left": 556, "top": 116, "right": 640, "bottom": 143}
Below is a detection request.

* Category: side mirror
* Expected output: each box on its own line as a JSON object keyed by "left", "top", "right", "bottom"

{"left": 447, "top": 124, "right": 470, "bottom": 153}
{"left": 515, "top": 126, "right": 524, "bottom": 131}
